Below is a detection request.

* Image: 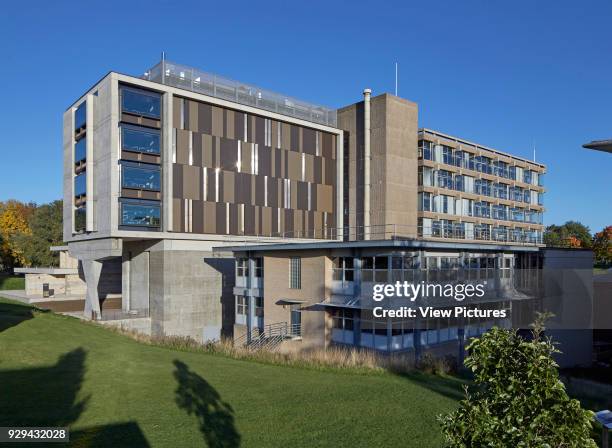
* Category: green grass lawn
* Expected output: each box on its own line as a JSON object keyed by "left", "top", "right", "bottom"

{"left": 0, "top": 274, "right": 24, "bottom": 290}
{"left": 0, "top": 298, "right": 464, "bottom": 448}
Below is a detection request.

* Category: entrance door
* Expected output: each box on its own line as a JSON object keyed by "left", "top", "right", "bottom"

{"left": 290, "top": 305, "right": 301, "bottom": 336}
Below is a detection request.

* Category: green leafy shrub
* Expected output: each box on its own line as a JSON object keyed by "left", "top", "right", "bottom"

{"left": 439, "top": 324, "right": 596, "bottom": 447}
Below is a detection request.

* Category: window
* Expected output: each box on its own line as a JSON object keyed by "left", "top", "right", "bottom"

{"left": 418, "top": 192, "right": 431, "bottom": 212}
{"left": 236, "top": 296, "right": 247, "bottom": 315}
{"left": 121, "top": 87, "right": 161, "bottom": 118}
{"left": 492, "top": 204, "right": 507, "bottom": 220}
{"left": 454, "top": 175, "right": 464, "bottom": 192}
{"left": 254, "top": 258, "right": 263, "bottom": 277}
{"left": 290, "top": 257, "right": 301, "bottom": 289}
{"left": 474, "top": 224, "right": 491, "bottom": 240}
{"left": 74, "top": 173, "right": 86, "bottom": 197}
{"left": 75, "top": 137, "right": 87, "bottom": 163}
{"left": 332, "top": 257, "right": 354, "bottom": 282}
{"left": 121, "top": 163, "right": 161, "bottom": 191}
{"left": 493, "top": 183, "right": 507, "bottom": 199}
{"left": 454, "top": 151, "right": 468, "bottom": 168}
{"left": 419, "top": 140, "right": 432, "bottom": 160}
{"left": 236, "top": 258, "right": 249, "bottom": 277}
{"left": 361, "top": 256, "right": 388, "bottom": 282}
{"left": 524, "top": 170, "right": 532, "bottom": 184}
{"left": 474, "top": 201, "right": 491, "bottom": 218}
{"left": 493, "top": 160, "right": 508, "bottom": 178}
{"left": 121, "top": 125, "right": 161, "bottom": 154}
{"left": 255, "top": 297, "right": 264, "bottom": 318}
{"left": 442, "top": 146, "right": 453, "bottom": 165}
{"left": 474, "top": 156, "right": 491, "bottom": 174}
{"left": 436, "top": 170, "right": 453, "bottom": 189}
{"left": 74, "top": 206, "right": 86, "bottom": 232}
{"left": 120, "top": 200, "right": 161, "bottom": 227}
{"left": 75, "top": 102, "right": 86, "bottom": 130}
{"left": 475, "top": 179, "right": 492, "bottom": 196}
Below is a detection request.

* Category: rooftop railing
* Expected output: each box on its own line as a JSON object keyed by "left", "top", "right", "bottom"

{"left": 142, "top": 60, "right": 337, "bottom": 127}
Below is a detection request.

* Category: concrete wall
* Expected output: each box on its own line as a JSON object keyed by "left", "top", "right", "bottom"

{"left": 149, "top": 248, "right": 235, "bottom": 342}
{"left": 337, "top": 93, "right": 418, "bottom": 239}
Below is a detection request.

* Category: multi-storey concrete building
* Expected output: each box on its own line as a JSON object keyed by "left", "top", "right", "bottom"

{"left": 63, "top": 59, "right": 560, "bottom": 352}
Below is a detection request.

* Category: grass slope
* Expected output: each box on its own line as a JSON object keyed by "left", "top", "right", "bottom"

{"left": 0, "top": 274, "right": 24, "bottom": 290}
{"left": 0, "top": 299, "right": 462, "bottom": 448}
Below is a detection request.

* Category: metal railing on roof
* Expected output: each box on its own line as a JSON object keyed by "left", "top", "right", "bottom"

{"left": 142, "top": 60, "right": 337, "bottom": 127}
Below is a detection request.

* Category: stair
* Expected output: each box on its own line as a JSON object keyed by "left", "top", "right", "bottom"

{"left": 234, "top": 322, "right": 301, "bottom": 351}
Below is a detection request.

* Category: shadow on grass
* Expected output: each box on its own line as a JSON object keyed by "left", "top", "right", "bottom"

{"left": 173, "top": 360, "right": 241, "bottom": 448}
{"left": 0, "top": 300, "right": 40, "bottom": 332}
{"left": 393, "top": 370, "right": 472, "bottom": 403}
{"left": 0, "top": 346, "right": 150, "bottom": 447}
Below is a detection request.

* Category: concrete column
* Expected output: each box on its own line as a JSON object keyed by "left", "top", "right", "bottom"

{"left": 122, "top": 252, "right": 130, "bottom": 312}
{"left": 85, "top": 94, "right": 95, "bottom": 232}
{"left": 336, "top": 132, "right": 344, "bottom": 240}
{"left": 163, "top": 92, "right": 174, "bottom": 232}
{"left": 82, "top": 259, "right": 102, "bottom": 320}
{"left": 363, "top": 89, "right": 371, "bottom": 240}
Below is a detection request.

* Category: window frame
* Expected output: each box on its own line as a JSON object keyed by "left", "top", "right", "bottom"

{"left": 119, "top": 199, "right": 161, "bottom": 228}
{"left": 120, "top": 161, "right": 161, "bottom": 192}
{"left": 120, "top": 124, "right": 161, "bottom": 155}
{"left": 120, "top": 86, "right": 161, "bottom": 119}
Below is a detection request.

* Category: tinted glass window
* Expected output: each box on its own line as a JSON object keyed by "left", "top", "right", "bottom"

{"left": 74, "top": 207, "right": 86, "bottom": 231}
{"left": 121, "top": 126, "right": 160, "bottom": 154}
{"left": 122, "top": 164, "right": 161, "bottom": 191}
{"left": 75, "top": 102, "right": 86, "bottom": 130}
{"left": 121, "top": 88, "right": 161, "bottom": 118}
{"left": 121, "top": 202, "right": 161, "bottom": 227}
{"left": 75, "top": 137, "right": 86, "bottom": 163}
{"left": 74, "top": 173, "right": 86, "bottom": 197}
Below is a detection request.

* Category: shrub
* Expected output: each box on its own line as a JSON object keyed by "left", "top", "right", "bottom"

{"left": 438, "top": 322, "right": 596, "bottom": 447}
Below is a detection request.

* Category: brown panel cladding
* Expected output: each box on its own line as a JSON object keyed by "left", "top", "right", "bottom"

{"left": 259, "top": 145, "right": 271, "bottom": 176}
{"left": 255, "top": 116, "right": 265, "bottom": 146}
{"left": 173, "top": 199, "right": 183, "bottom": 232}
{"left": 220, "top": 138, "right": 237, "bottom": 171}
{"left": 229, "top": 203, "right": 238, "bottom": 235}
{"left": 202, "top": 134, "right": 214, "bottom": 168}
{"left": 313, "top": 157, "right": 322, "bottom": 184}
{"left": 281, "top": 123, "right": 291, "bottom": 150}
{"left": 212, "top": 106, "right": 224, "bottom": 137}
{"left": 170, "top": 95, "right": 338, "bottom": 239}
{"left": 290, "top": 125, "right": 299, "bottom": 152}
{"left": 192, "top": 200, "right": 204, "bottom": 233}
{"left": 271, "top": 121, "right": 279, "bottom": 148}
{"left": 182, "top": 165, "right": 201, "bottom": 200}
{"left": 322, "top": 132, "right": 333, "bottom": 159}
{"left": 325, "top": 158, "right": 336, "bottom": 186}
{"left": 192, "top": 132, "right": 203, "bottom": 166}
{"left": 198, "top": 103, "right": 212, "bottom": 135}
{"left": 215, "top": 203, "right": 226, "bottom": 234}
{"left": 121, "top": 151, "right": 160, "bottom": 165}
{"left": 223, "top": 171, "right": 235, "bottom": 203}
{"left": 121, "top": 189, "right": 161, "bottom": 201}
{"left": 225, "top": 110, "right": 235, "bottom": 140}
{"left": 287, "top": 151, "right": 300, "bottom": 180}
{"left": 244, "top": 204, "right": 255, "bottom": 235}
{"left": 297, "top": 181, "right": 308, "bottom": 210}
{"left": 176, "top": 130, "right": 190, "bottom": 165}
{"left": 303, "top": 128, "right": 316, "bottom": 155}
{"left": 204, "top": 202, "right": 216, "bottom": 233}
{"left": 121, "top": 113, "right": 161, "bottom": 129}
{"left": 254, "top": 175, "right": 265, "bottom": 206}
{"left": 173, "top": 97, "right": 182, "bottom": 129}
{"left": 173, "top": 164, "right": 183, "bottom": 198}
{"left": 234, "top": 112, "right": 245, "bottom": 142}
{"left": 284, "top": 209, "right": 294, "bottom": 236}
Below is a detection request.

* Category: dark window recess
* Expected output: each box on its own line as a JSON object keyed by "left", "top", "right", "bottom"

{"left": 74, "top": 173, "right": 86, "bottom": 197}
{"left": 74, "top": 207, "right": 86, "bottom": 232}
{"left": 75, "top": 102, "right": 86, "bottom": 130}
{"left": 120, "top": 201, "right": 161, "bottom": 227}
{"left": 121, "top": 87, "right": 161, "bottom": 119}
{"left": 75, "top": 137, "right": 87, "bottom": 163}
{"left": 121, "top": 126, "right": 161, "bottom": 154}
{"left": 122, "top": 164, "right": 161, "bottom": 191}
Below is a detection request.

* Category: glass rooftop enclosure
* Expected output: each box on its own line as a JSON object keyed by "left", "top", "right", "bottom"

{"left": 142, "top": 60, "right": 337, "bottom": 127}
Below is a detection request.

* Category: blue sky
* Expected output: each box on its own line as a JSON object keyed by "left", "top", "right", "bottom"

{"left": 0, "top": 0, "right": 610, "bottom": 232}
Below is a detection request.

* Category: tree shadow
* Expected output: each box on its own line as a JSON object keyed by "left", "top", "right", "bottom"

{"left": 0, "top": 300, "right": 37, "bottom": 332}
{"left": 173, "top": 360, "right": 241, "bottom": 448}
{"left": 0, "top": 348, "right": 89, "bottom": 427}
{"left": 392, "top": 370, "right": 472, "bottom": 402}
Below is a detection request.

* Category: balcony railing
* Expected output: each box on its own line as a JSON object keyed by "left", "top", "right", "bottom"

{"left": 142, "top": 60, "right": 337, "bottom": 127}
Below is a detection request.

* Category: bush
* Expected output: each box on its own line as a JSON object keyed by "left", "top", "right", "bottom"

{"left": 438, "top": 322, "right": 596, "bottom": 447}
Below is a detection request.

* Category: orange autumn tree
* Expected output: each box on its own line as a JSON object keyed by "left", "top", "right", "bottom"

{"left": 0, "top": 200, "right": 35, "bottom": 269}
{"left": 593, "top": 226, "right": 612, "bottom": 266}
{"left": 566, "top": 235, "right": 582, "bottom": 248}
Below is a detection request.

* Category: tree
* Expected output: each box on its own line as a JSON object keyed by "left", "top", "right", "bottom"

{"left": 544, "top": 221, "right": 592, "bottom": 248}
{"left": 0, "top": 200, "right": 35, "bottom": 269}
{"left": 13, "top": 200, "right": 63, "bottom": 267}
{"left": 592, "top": 225, "right": 612, "bottom": 266}
{"left": 439, "top": 321, "right": 596, "bottom": 447}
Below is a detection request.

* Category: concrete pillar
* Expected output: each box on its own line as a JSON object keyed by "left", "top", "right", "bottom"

{"left": 82, "top": 259, "right": 102, "bottom": 320}
{"left": 85, "top": 94, "right": 95, "bottom": 232}
{"left": 122, "top": 251, "right": 130, "bottom": 312}
{"left": 162, "top": 92, "right": 174, "bottom": 232}
{"left": 363, "top": 88, "right": 371, "bottom": 240}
